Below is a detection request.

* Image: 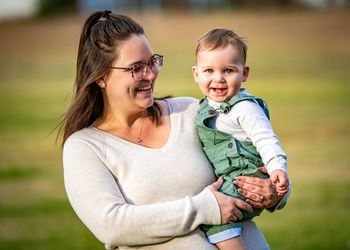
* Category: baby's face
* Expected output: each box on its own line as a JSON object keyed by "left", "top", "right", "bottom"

{"left": 193, "top": 45, "right": 248, "bottom": 103}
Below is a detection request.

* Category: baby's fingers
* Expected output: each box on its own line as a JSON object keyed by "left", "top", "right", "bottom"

{"left": 278, "top": 173, "right": 289, "bottom": 187}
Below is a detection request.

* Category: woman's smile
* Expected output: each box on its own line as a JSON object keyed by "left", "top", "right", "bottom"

{"left": 135, "top": 84, "right": 153, "bottom": 96}
{"left": 135, "top": 85, "right": 152, "bottom": 92}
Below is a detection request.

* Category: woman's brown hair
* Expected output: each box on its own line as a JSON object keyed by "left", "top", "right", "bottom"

{"left": 58, "top": 11, "right": 163, "bottom": 146}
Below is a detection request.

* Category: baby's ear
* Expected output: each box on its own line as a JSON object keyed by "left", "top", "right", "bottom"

{"left": 192, "top": 66, "right": 199, "bottom": 83}
{"left": 242, "top": 65, "right": 250, "bottom": 82}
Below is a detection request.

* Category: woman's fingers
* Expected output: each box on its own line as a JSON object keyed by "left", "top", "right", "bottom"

{"left": 227, "top": 198, "right": 254, "bottom": 222}
{"left": 246, "top": 199, "right": 265, "bottom": 209}
{"left": 208, "top": 176, "right": 224, "bottom": 192}
{"left": 225, "top": 196, "right": 255, "bottom": 223}
{"left": 229, "top": 215, "right": 237, "bottom": 223}
{"left": 230, "top": 200, "right": 243, "bottom": 221}
{"left": 237, "top": 184, "right": 274, "bottom": 205}
{"left": 233, "top": 197, "right": 254, "bottom": 213}
{"left": 235, "top": 175, "right": 268, "bottom": 188}
{"left": 209, "top": 184, "right": 253, "bottom": 224}
{"left": 234, "top": 179, "right": 266, "bottom": 203}
{"left": 216, "top": 195, "right": 239, "bottom": 224}
{"left": 237, "top": 188, "right": 263, "bottom": 203}
{"left": 234, "top": 179, "right": 267, "bottom": 194}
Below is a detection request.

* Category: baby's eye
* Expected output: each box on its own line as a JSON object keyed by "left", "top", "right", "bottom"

{"left": 206, "top": 69, "right": 214, "bottom": 73}
{"left": 224, "top": 68, "right": 233, "bottom": 73}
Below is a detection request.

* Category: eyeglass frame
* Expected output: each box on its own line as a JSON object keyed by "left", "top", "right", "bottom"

{"left": 109, "top": 54, "right": 163, "bottom": 80}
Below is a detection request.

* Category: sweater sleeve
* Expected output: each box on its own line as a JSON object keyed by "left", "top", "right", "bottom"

{"left": 233, "top": 100, "right": 288, "bottom": 176}
{"left": 63, "top": 136, "right": 220, "bottom": 248}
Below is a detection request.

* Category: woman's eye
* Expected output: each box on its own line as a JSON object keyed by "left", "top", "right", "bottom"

{"left": 133, "top": 64, "right": 143, "bottom": 73}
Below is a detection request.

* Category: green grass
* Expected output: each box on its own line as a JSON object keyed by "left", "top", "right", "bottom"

{"left": 0, "top": 10, "right": 350, "bottom": 249}
{"left": 255, "top": 179, "right": 350, "bottom": 250}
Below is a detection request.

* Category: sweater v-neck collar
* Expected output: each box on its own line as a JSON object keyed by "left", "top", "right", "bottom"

{"left": 90, "top": 100, "right": 175, "bottom": 152}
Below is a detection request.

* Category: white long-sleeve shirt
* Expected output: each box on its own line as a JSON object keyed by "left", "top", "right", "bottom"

{"left": 63, "top": 97, "right": 288, "bottom": 250}
{"left": 207, "top": 89, "right": 287, "bottom": 176}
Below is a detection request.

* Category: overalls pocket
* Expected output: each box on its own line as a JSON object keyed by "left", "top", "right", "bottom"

{"left": 203, "top": 139, "right": 241, "bottom": 177}
{"left": 227, "top": 141, "right": 268, "bottom": 179}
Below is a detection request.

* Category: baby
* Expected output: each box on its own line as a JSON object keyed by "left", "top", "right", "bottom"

{"left": 193, "top": 28, "right": 289, "bottom": 249}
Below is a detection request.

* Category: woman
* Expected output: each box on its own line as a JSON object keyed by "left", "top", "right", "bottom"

{"left": 61, "top": 11, "right": 290, "bottom": 250}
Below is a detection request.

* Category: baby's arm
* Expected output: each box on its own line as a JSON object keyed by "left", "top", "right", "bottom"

{"left": 233, "top": 100, "right": 288, "bottom": 176}
{"left": 271, "top": 170, "right": 289, "bottom": 196}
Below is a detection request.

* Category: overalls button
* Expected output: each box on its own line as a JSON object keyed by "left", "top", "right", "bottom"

{"left": 208, "top": 110, "right": 215, "bottom": 115}
{"left": 228, "top": 143, "right": 233, "bottom": 148}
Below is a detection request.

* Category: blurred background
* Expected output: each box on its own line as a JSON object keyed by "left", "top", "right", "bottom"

{"left": 0, "top": 0, "right": 349, "bottom": 249}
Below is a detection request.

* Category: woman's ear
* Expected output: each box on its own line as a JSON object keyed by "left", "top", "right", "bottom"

{"left": 192, "top": 66, "right": 199, "bottom": 83}
{"left": 242, "top": 65, "right": 250, "bottom": 82}
{"left": 96, "top": 78, "right": 106, "bottom": 88}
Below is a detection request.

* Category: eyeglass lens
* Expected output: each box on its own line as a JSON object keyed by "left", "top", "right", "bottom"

{"left": 132, "top": 55, "right": 163, "bottom": 80}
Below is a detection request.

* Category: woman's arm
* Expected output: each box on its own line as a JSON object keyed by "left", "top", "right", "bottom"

{"left": 63, "top": 137, "right": 221, "bottom": 248}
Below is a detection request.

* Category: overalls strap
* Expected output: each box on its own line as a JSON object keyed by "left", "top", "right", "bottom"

{"left": 196, "top": 98, "right": 232, "bottom": 147}
{"left": 219, "top": 93, "right": 270, "bottom": 120}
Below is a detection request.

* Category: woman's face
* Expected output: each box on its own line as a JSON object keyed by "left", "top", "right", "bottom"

{"left": 103, "top": 34, "right": 158, "bottom": 113}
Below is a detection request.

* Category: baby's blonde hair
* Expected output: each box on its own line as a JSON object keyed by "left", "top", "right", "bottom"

{"left": 195, "top": 28, "right": 247, "bottom": 65}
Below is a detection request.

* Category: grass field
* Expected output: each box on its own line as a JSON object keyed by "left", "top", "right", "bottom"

{"left": 0, "top": 9, "right": 350, "bottom": 250}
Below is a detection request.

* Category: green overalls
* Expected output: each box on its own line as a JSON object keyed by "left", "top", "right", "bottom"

{"left": 196, "top": 94, "right": 270, "bottom": 240}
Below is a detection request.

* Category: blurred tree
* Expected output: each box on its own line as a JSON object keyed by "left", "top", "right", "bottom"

{"left": 160, "top": 0, "right": 190, "bottom": 10}
{"left": 228, "top": 0, "right": 294, "bottom": 9}
{"left": 38, "top": 0, "right": 77, "bottom": 16}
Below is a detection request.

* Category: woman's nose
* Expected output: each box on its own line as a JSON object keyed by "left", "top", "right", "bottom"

{"left": 143, "top": 66, "right": 157, "bottom": 80}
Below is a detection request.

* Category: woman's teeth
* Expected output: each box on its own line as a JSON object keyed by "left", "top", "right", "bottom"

{"left": 136, "top": 86, "right": 151, "bottom": 91}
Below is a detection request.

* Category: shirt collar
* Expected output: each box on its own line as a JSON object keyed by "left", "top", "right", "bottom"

{"left": 207, "top": 88, "right": 249, "bottom": 109}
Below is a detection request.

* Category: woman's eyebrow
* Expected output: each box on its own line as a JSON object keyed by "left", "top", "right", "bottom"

{"left": 126, "top": 60, "right": 142, "bottom": 67}
{"left": 127, "top": 54, "right": 156, "bottom": 66}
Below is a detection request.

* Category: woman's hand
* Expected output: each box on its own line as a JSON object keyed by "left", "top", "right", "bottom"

{"left": 208, "top": 176, "right": 253, "bottom": 224}
{"left": 233, "top": 166, "right": 282, "bottom": 209}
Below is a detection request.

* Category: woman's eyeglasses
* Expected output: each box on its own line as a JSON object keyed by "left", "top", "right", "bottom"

{"left": 110, "top": 54, "right": 163, "bottom": 81}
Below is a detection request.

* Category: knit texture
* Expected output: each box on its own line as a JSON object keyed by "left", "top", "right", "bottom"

{"left": 63, "top": 97, "right": 274, "bottom": 249}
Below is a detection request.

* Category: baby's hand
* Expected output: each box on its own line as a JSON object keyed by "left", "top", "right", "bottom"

{"left": 271, "top": 170, "right": 289, "bottom": 196}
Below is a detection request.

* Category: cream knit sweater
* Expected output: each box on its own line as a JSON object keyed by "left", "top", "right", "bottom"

{"left": 63, "top": 97, "right": 279, "bottom": 250}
